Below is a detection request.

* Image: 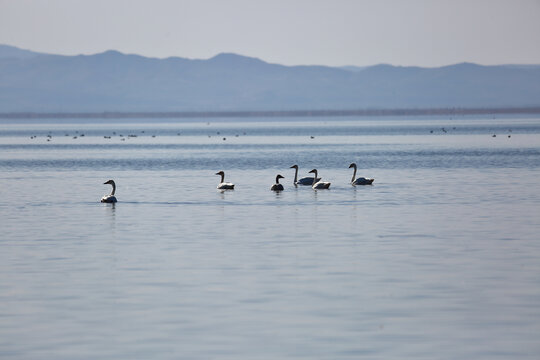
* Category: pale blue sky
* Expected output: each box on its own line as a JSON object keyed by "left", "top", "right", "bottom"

{"left": 1, "top": 0, "right": 539, "bottom": 67}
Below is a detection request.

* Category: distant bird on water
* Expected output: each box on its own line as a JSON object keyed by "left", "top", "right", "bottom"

{"left": 290, "top": 165, "right": 320, "bottom": 186}
{"left": 349, "top": 163, "right": 374, "bottom": 185}
{"left": 216, "top": 171, "right": 235, "bottom": 190}
{"left": 101, "top": 180, "right": 118, "bottom": 203}
{"left": 271, "top": 174, "right": 285, "bottom": 191}
{"left": 309, "top": 169, "right": 331, "bottom": 189}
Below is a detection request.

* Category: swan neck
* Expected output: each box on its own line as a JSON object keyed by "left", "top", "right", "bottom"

{"left": 220, "top": 173, "right": 225, "bottom": 183}
{"left": 275, "top": 175, "right": 280, "bottom": 184}
{"left": 293, "top": 167, "right": 298, "bottom": 183}
{"left": 351, "top": 165, "right": 357, "bottom": 183}
{"left": 110, "top": 182, "right": 116, "bottom": 196}
{"left": 312, "top": 171, "right": 317, "bottom": 185}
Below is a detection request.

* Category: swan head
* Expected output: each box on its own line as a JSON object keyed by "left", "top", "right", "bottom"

{"left": 349, "top": 163, "right": 357, "bottom": 169}
{"left": 276, "top": 174, "right": 285, "bottom": 180}
{"left": 290, "top": 165, "right": 298, "bottom": 169}
{"left": 103, "top": 179, "right": 115, "bottom": 186}
{"left": 308, "top": 169, "right": 317, "bottom": 174}
{"left": 215, "top": 171, "right": 225, "bottom": 176}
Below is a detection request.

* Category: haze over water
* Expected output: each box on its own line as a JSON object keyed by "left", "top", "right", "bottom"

{"left": 1, "top": 116, "right": 540, "bottom": 359}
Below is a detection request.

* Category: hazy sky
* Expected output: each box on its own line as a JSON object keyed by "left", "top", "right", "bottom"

{"left": 1, "top": 0, "right": 539, "bottom": 67}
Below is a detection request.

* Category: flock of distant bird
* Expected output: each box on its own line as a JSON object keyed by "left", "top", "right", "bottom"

{"left": 100, "top": 163, "right": 374, "bottom": 203}
{"left": 30, "top": 129, "right": 247, "bottom": 142}
{"left": 31, "top": 126, "right": 514, "bottom": 142}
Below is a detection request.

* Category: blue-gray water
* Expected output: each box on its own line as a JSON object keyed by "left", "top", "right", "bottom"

{"left": 1, "top": 116, "right": 540, "bottom": 359}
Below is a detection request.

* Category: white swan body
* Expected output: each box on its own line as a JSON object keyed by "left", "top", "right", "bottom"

{"left": 216, "top": 171, "right": 235, "bottom": 190}
{"left": 349, "top": 163, "right": 374, "bottom": 185}
{"left": 290, "top": 165, "right": 320, "bottom": 185}
{"left": 271, "top": 174, "right": 285, "bottom": 191}
{"left": 309, "top": 169, "right": 331, "bottom": 189}
{"left": 101, "top": 179, "right": 118, "bottom": 203}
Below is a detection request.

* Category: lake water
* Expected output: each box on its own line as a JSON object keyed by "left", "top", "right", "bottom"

{"left": 1, "top": 116, "right": 539, "bottom": 359}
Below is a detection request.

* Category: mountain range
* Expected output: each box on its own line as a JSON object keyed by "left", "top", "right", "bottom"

{"left": 1, "top": 44, "right": 540, "bottom": 113}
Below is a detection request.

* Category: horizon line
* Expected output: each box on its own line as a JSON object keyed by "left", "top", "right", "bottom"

{"left": 2, "top": 107, "right": 540, "bottom": 119}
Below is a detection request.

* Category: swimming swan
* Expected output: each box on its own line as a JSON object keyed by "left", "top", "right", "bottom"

{"left": 290, "top": 165, "right": 320, "bottom": 185}
{"left": 101, "top": 179, "right": 118, "bottom": 203}
{"left": 216, "top": 171, "right": 235, "bottom": 190}
{"left": 308, "top": 169, "right": 331, "bottom": 189}
{"left": 271, "top": 174, "right": 285, "bottom": 191}
{"left": 349, "top": 163, "right": 374, "bottom": 185}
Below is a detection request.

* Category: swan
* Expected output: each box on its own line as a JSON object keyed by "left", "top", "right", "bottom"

{"left": 215, "top": 171, "right": 235, "bottom": 190}
{"left": 290, "top": 165, "right": 320, "bottom": 185}
{"left": 101, "top": 180, "right": 118, "bottom": 203}
{"left": 308, "top": 169, "right": 331, "bottom": 189}
{"left": 270, "top": 174, "right": 285, "bottom": 191}
{"left": 348, "top": 163, "right": 374, "bottom": 185}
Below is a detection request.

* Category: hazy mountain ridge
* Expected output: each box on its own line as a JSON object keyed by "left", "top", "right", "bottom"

{"left": 0, "top": 44, "right": 43, "bottom": 59}
{"left": 1, "top": 44, "right": 540, "bottom": 112}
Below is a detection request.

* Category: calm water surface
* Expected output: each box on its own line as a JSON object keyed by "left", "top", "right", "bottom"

{"left": 1, "top": 116, "right": 540, "bottom": 359}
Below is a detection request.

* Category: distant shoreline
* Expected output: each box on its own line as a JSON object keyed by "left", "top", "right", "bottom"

{"left": 1, "top": 107, "right": 540, "bottom": 119}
